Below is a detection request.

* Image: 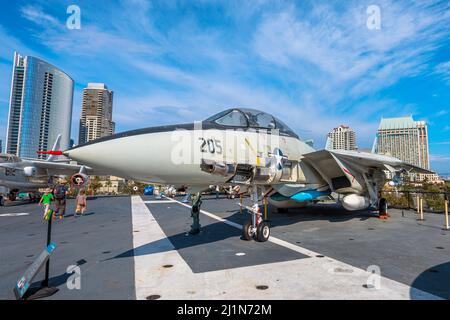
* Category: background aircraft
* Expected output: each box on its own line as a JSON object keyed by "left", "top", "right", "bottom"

{"left": 0, "top": 135, "right": 96, "bottom": 205}
{"left": 62, "top": 108, "right": 432, "bottom": 241}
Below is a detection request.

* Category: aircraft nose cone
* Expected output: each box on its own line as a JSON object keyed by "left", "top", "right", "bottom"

{"left": 64, "top": 134, "right": 149, "bottom": 178}
{"left": 65, "top": 144, "right": 102, "bottom": 166}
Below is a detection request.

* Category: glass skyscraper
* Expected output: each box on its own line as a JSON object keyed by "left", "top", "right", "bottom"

{"left": 6, "top": 52, "right": 74, "bottom": 159}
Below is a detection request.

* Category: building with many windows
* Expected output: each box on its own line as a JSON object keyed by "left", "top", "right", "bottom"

{"left": 6, "top": 52, "right": 73, "bottom": 158}
{"left": 375, "top": 116, "right": 429, "bottom": 169}
{"left": 374, "top": 116, "right": 437, "bottom": 182}
{"left": 78, "top": 83, "right": 115, "bottom": 144}
{"left": 98, "top": 176, "right": 126, "bottom": 194}
{"left": 327, "top": 125, "right": 357, "bottom": 151}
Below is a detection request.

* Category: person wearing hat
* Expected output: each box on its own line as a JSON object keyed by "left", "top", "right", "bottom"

{"left": 53, "top": 180, "right": 69, "bottom": 219}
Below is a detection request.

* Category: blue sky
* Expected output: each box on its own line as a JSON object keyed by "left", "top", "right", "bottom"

{"left": 0, "top": 0, "right": 449, "bottom": 173}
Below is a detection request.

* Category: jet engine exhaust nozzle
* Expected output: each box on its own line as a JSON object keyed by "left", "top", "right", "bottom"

{"left": 70, "top": 173, "right": 89, "bottom": 188}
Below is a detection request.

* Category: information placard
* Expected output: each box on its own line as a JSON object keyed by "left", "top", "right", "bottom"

{"left": 13, "top": 242, "right": 57, "bottom": 300}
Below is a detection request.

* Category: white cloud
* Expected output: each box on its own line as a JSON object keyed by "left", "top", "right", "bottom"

{"left": 0, "top": 25, "right": 38, "bottom": 60}
{"left": 20, "top": 5, "right": 60, "bottom": 26}
{"left": 434, "top": 61, "right": 450, "bottom": 84}
{"left": 253, "top": 1, "right": 449, "bottom": 99}
{"left": 436, "top": 110, "right": 449, "bottom": 116}
{"left": 430, "top": 155, "right": 450, "bottom": 162}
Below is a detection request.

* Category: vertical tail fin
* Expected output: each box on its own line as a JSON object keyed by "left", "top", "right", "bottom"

{"left": 47, "top": 134, "right": 61, "bottom": 162}
{"left": 371, "top": 134, "right": 378, "bottom": 154}
{"left": 325, "top": 136, "right": 333, "bottom": 151}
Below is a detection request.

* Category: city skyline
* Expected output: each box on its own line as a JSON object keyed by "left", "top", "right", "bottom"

{"left": 0, "top": 1, "right": 448, "bottom": 172}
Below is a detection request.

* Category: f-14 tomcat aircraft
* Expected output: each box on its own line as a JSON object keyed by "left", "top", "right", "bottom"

{"left": 62, "top": 108, "right": 432, "bottom": 242}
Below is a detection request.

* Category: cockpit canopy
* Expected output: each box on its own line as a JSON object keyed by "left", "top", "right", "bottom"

{"left": 204, "top": 108, "right": 298, "bottom": 138}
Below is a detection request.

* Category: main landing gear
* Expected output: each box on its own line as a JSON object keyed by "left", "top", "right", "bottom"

{"left": 189, "top": 193, "right": 202, "bottom": 235}
{"left": 241, "top": 188, "right": 270, "bottom": 242}
{"left": 378, "top": 197, "right": 390, "bottom": 220}
{"left": 8, "top": 191, "right": 17, "bottom": 202}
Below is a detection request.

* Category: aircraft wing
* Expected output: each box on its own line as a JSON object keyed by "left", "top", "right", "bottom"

{"left": 302, "top": 149, "right": 434, "bottom": 194}
{"left": 320, "top": 149, "right": 432, "bottom": 173}
{"left": 24, "top": 159, "right": 109, "bottom": 176}
{"left": 24, "top": 160, "right": 91, "bottom": 173}
{"left": 0, "top": 158, "right": 105, "bottom": 176}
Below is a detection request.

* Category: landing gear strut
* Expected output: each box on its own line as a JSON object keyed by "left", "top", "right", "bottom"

{"left": 378, "top": 197, "right": 389, "bottom": 220}
{"left": 189, "top": 193, "right": 202, "bottom": 235}
{"left": 8, "top": 192, "right": 16, "bottom": 202}
{"left": 240, "top": 187, "right": 270, "bottom": 242}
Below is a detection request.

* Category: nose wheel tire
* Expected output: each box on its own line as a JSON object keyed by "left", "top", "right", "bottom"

{"left": 242, "top": 221, "right": 253, "bottom": 241}
{"left": 256, "top": 222, "right": 270, "bottom": 242}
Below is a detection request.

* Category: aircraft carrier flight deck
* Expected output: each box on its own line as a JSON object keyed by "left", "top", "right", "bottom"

{"left": 0, "top": 194, "right": 449, "bottom": 300}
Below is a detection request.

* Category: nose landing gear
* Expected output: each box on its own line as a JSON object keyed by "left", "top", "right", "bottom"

{"left": 241, "top": 208, "right": 270, "bottom": 242}
{"left": 240, "top": 188, "right": 271, "bottom": 242}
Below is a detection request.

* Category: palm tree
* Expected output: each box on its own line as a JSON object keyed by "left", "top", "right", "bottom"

{"left": 90, "top": 176, "right": 103, "bottom": 195}
{"left": 105, "top": 179, "right": 113, "bottom": 193}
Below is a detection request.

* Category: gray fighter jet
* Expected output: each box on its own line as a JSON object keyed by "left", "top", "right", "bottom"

{"left": 62, "top": 108, "right": 432, "bottom": 241}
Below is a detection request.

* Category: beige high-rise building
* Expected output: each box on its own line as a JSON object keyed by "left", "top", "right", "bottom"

{"left": 374, "top": 116, "right": 436, "bottom": 182}
{"left": 327, "top": 125, "right": 357, "bottom": 150}
{"left": 375, "top": 116, "right": 429, "bottom": 169}
{"left": 78, "top": 83, "right": 115, "bottom": 144}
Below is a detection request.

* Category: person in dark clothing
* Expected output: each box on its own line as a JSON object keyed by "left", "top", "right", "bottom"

{"left": 53, "top": 180, "right": 69, "bottom": 219}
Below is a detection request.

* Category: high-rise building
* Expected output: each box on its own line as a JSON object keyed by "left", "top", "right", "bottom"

{"left": 6, "top": 52, "right": 73, "bottom": 159}
{"left": 78, "top": 83, "right": 115, "bottom": 144}
{"left": 327, "top": 125, "right": 357, "bottom": 150}
{"left": 374, "top": 116, "right": 429, "bottom": 169}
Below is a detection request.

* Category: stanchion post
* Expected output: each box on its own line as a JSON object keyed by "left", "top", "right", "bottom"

{"left": 419, "top": 197, "right": 424, "bottom": 221}
{"left": 444, "top": 196, "right": 449, "bottom": 231}
{"left": 264, "top": 197, "right": 268, "bottom": 221}
{"left": 406, "top": 191, "right": 410, "bottom": 210}
{"left": 42, "top": 216, "right": 52, "bottom": 287}
{"left": 240, "top": 195, "right": 243, "bottom": 214}
{"left": 416, "top": 195, "right": 420, "bottom": 214}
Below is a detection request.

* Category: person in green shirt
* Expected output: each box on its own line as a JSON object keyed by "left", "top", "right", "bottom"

{"left": 39, "top": 189, "right": 54, "bottom": 220}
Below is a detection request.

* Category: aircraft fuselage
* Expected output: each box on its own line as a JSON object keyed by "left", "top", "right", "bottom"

{"left": 65, "top": 122, "right": 326, "bottom": 191}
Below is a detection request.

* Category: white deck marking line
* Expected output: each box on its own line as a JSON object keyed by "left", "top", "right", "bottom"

{"left": 0, "top": 213, "right": 30, "bottom": 217}
{"left": 159, "top": 196, "right": 441, "bottom": 300}
{"left": 165, "top": 196, "right": 320, "bottom": 257}
{"left": 143, "top": 200, "right": 176, "bottom": 204}
{"left": 132, "top": 196, "right": 194, "bottom": 300}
